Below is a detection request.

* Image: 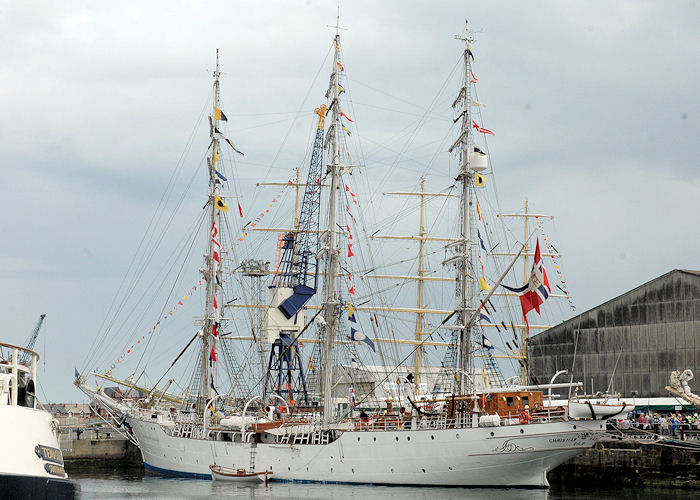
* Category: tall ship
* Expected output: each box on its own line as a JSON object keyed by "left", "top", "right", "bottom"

{"left": 76, "top": 19, "right": 606, "bottom": 487}
{"left": 1, "top": 340, "right": 79, "bottom": 498}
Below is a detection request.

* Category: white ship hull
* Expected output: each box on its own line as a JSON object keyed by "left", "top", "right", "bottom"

{"left": 129, "top": 417, "right": 604, "bottom": 487}
{"left": 0, "top": 401, "right": 78, "bottom": 497}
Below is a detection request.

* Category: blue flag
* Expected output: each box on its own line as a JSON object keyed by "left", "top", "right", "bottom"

{"left": 351, "top": 328, "right": 375, "bottom": 352}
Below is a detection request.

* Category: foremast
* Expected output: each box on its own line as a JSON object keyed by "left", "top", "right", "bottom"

{"left": 200, "top": 49, "right": 224, "bottom": 411}
{"left": 453, "top": 21, "right": 477, "bottom": 394}
{"left": 321, "top": 27, "right": 343, "bottom": 425}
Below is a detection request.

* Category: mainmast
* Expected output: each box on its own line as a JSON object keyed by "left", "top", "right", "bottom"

{"left": 201, "top": 49, "right": 223, "bottom": 409}
{"left": 321, "top": 24, "right": 343, "bottom": 425}
{"left": 453, "top": 21, "right": 477, "bottom": 394}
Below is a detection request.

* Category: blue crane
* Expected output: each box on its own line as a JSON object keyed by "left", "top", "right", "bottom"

{"left": 264, "top": 105, "right": 327, "bottom": 406}
{"left": 20, "top": 314, "right": 46, "bottom": 364}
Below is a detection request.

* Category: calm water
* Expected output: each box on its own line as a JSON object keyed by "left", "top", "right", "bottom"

{"left": 69, "top": 468, "right": 689, "bottom": 500}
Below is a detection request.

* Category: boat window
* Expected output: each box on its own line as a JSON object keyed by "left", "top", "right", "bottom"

{"left": 506, "top": 396, "right": 514, "bottom": 407}
{"left": 522, "top": 396, "right": 529, "bottom": 407}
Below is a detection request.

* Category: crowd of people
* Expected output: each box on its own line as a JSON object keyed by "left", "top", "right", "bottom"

{"left": 610, "top": 411, "right": 700, "bottom": 437}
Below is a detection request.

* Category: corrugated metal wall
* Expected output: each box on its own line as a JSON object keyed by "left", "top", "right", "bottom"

{"left": 527, "top": 270, "right": 700, "bottom": 397}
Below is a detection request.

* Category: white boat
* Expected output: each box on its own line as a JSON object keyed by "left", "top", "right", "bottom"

{"left": 76, "top": 18, "right": 606, "bottom": 488}
{"left": 209, "top": 464, "right": 271, "bottom": 483}
{"left": 568, "top": 397, "right": 628, "bottom": 419}
{"left": 1, "top": 342, "right": 79, "bottom": 498}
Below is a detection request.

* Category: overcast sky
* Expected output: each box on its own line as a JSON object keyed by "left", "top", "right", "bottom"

{"left": 0, "top": 1, "right": 697, "bottom": 402}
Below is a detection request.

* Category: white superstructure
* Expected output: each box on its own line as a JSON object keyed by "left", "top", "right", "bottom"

{"left": 1, "top": 341, "right": 78, "bottom": 497}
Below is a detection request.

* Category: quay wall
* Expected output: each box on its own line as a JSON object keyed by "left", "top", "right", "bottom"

{"left": 550, "top": 438, "right": 700, "bottom": 487}
{"left": 60, "top": 436, "right": 142, "bottom": 466}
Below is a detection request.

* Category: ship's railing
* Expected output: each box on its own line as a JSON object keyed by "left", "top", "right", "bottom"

{"left": 0, "top": 341, "right": 39, "bottom": 408}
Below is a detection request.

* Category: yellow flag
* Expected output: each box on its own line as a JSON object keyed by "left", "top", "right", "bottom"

{"left": 479, "top": 277, "right": 491, "bottom": 291}
{"left": 475, "top": 172, "right": 486, "bottom": 187}
{"left": 214, "top": 196, "right": 229, "bottom": 212}
{"left": 214, "top": 106, "right": 228, "bottom": 121}
{"left": 212, "top": 148, "right": 219, "bottom": 166}
{"left": 348, "top": 303, "right": 355, "bottom": 319}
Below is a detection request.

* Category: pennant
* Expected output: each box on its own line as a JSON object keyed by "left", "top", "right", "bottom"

{"left": 475, "top": 172, "right": 486, "bottom": 187}
{"left": 212, "top": 148, "right": 219, "bottom": 167}
{"left": 213, "top": 106, "right": 228, "bottom": 121}
{"left": 215, "top": 170, "right": 227, "bottom": 182}
{"left": 482, "top": 335, "right": 494, "bottom": 350}
{"left": 213, "top": 128, "right": 244, "bottom": 155}
{"left": 213, "top": 295, "right": 218, "bottom": 309}
{"left": 469, "top": 70, "right": 478, "bottom": 84}
{"left": 349, "top": 286, "right": 356, "bottom": 295}
{"left": 212, "top": 323, "right": 218, "bottom": 337}
{"left": 348, "top": 244, "right": 354, "bottom": 257}
{"left": 345, "top": 185, "right": 358, "bottom": 204}
{"left": 351, "top": 328, "right": 375, "bottom": 352}
{"left": 210, "top": 346, "right": 217, "bottom": 362}
{"left": 348, "top": 303, "right": 356, "bottom": 323}
{"left": 471, "top": 99, "right": 485, "bottom": 107}
{"left": 479, "top": 277, "right": 491, "bottom": 291}
{"left": 479, "top": 306, "right": 492, "bottom": 323}
{"left": 340, "top": 110, "right": 353, "bottom": 122}
{"left": 237, "top": 201, "right": 243, "bottom": 218}
{"left": 349, "top": 387, "right": 357, "bottom": 407}
{"left": 338, "top": 84, "right": 345, "bottom": 95}
{"left": 214, "top": 196, "right": 229, "bottom": 212}
{"left": 476, "top": 202, "right": 482, "bottom": 220}
{"left": 472, "top": 120, "right": 495, "bottom": 136}
{"left": 336, "top": 61, "right": 345, "bottom": 72}
{"left": 342, "top": 125, "right": 352, "bottom": 136}
{"left": 477, "top": 229, "right": 487, "bottom": 252}
{"left": 467, "top": 43, "right": 475, "bottom": 62}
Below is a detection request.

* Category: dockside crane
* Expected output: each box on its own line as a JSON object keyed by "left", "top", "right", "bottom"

{"left": 20, "top": 314, "right": 46, "bottom": 364}
{"left": 263, "top": 105, "right": 327, "bottom": 406}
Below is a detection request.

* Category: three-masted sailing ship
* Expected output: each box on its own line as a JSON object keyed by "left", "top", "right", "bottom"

{"left": 76, "top": 20, "right": 606, "bottom": 487}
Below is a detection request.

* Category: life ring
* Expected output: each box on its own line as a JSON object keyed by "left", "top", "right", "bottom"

{"left": 519, "top": 410, "right": 532, "bottom": 424}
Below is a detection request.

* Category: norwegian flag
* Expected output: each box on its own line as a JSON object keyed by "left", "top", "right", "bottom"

{"left": 502, "top": 238, "right": 551, "bottom": 323}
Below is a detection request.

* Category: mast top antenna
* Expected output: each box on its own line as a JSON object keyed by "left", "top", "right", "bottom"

{"left": 327, "top": 4, "right": 347, "bottom": 36}
{"left": 214, "top": 49, "right": 221, "bottom": 80}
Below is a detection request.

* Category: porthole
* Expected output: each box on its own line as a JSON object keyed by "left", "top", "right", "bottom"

{"left": 573, "top": 425, "right": 577, "bottom": 430}
{"left": 331, "top": 467, "right": 334, "bottom": 473}
{"left": 520, "top": 429, "right": 524, "bottom": 434}
{"left": 448, "top": 466, "right": 453, "bottom": 470}
{"left": 391, "top": 468, "right": 394, "bottom": 473}
{"left": 288, "top": 467, "right": 290, "bottom": 471}
{"left": 373, "top": 437, "right": 376, "bottom": 442}
{"left": 456, "top": 433, "right": 460, "bottom": 439}
{"left": 395, "top": 436, "right": 399, "bottom": 441}
{"left": 490, "top": 432, "right": 494, "bottom": 437}
{"left": 357, "top": 437, "right": 361, "bottom": 442}
{"left": 431, "top": 435, "right": 434, "bottom": 440}
{"left": 422, "top": 468, "right": 426, "bottom": 473}
{"left": 407, "top": 436, "right": 411, "bottom": 441}
{"left": 352, "top": 468, "right": 355, "bottom": 473}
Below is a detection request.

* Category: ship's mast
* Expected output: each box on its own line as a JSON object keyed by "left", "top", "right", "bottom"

{"left": 321, "top": 22, "right": 343, "bottom": 425}
{"left": 455, "top": 21, "right": 476, "bottom": 394}
{"left": 201, "top": 49, "right": 223, "bottom": 409}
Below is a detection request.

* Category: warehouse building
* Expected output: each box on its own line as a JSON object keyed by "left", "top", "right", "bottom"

{"left": 527, "top": 269, "right": 700, "bottom": 398}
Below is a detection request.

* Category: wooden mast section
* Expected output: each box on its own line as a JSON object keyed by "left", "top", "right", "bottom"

{"left": 370, "top": 179, "right": 458, "bottom": 390}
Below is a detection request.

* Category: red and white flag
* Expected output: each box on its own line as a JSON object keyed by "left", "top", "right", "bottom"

{"left": 469, "top": 70, "right": 478, "bottom": 83}
{"left": 472, "top": 120, "right": 495, "bottom": 136}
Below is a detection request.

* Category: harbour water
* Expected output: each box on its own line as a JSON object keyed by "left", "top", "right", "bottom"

{"left": 69, "top": 468, "right": 689, "bottom": 499}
